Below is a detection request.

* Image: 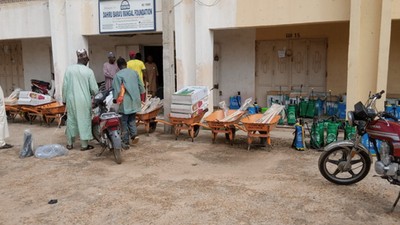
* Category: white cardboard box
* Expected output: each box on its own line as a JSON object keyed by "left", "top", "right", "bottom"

{"left": 171, "top": 97, "right": 208, "bottom": 114}
{"left": 172, "top": 86, "right": 209, "bottom": 104}
{"left": 17, "top": 91, "right": 52, "bottom": 106}
{"left": 170, "top": 108, "right": 208, "bottom": 119}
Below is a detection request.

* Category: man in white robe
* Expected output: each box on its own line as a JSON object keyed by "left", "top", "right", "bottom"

{"left": 0, "top": 85, "right": 12, "bottom": 149}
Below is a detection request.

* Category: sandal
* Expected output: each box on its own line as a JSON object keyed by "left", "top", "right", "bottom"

{"left": 0, "top": 143, "right": 13, "bottom": 149}
{"left": 66, "top": 145, "right": 73, "bottom": 150}
{"left": 80, "top": 145, "right": 94, "bottom": 151}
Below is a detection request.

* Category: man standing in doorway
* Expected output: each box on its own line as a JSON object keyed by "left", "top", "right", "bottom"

{"left": 103, "top": 52, "right": 119, "bottom": 91}
{"left": 0, "top": 85, "right": 12, "bottom": 149}
{"left": 145, "top": 55, "right": 159, "bottom": 97}
{"left": 127, "top": 51, "right": 146, "bottom": 87}
{"left": 62, "top": 49, "right": 99, "bottom": 151}
{"left": 112, "top": 57, "right": 145, "bottom": 148}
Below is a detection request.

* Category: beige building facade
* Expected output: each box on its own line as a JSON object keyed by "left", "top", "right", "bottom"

{"left": 0, "top": 0, "right": 399, "bottom": 114}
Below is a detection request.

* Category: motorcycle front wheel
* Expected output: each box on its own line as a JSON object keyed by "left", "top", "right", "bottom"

{"left": 113, "top": 148, "right": 122, "bottom": 164}
{"left": 318, "top": 146, "right": 371, "bottom": 185}
{"left": 109, "top": 130, "right": 122, "bottom": 164}
{"left": 92, "top": 124, "right": 101, "bottom": 143}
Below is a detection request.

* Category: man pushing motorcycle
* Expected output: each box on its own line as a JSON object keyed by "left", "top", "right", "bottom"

{"left": 112, "top": 57, "right": 145, "bottom": 149}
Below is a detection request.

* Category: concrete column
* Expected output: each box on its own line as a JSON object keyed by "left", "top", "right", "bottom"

{"left": 49, "top": 0, "right": 89, "bottom": 101}
{"left": 195, "top": 3, "right": 214, "bottom": 109}
{"left": 65, "top": 0, "right": 89, "bottom": 63}
{"left": 174, "top": 0, "right": 196, "bottom": 89}
{"left": 162, "top": 0, "right": 176, "bottom": 133}
{"left": 376, "top": 0, "right": 392, "bottom": 107}
{"left": 48, "top": 0, "right": 68, "bottom": 101}
{"left": 346, "top": 0, "right": 390, "bottom": 111}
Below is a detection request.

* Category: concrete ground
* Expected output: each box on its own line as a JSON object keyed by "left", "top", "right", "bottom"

{"left": 0, "top": 117, "right": 399, "bottom": 225}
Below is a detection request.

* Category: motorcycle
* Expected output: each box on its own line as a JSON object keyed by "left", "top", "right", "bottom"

{"left": 92, "top": 89, "right": 123, "bottom": 164}
{"left": 318, "top": 90, "right": 400, "bottom": 211}
{"left": 31, "top": 78, "right": 55, "bottom": 97}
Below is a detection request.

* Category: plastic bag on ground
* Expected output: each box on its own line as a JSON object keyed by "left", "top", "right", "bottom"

{"left": 19, "top": 129, "right": 34, "bottom": 158}
{"left": 34, "top": 144, "right": 68, "bottom": 159}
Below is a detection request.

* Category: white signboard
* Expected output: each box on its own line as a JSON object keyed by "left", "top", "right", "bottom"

{"left": 99, "top": 0, "right": 155, "bottom": 33}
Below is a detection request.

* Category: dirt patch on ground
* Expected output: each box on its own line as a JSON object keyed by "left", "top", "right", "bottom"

{"left": 0, "top": 120, "right": 399, "bottom": 225}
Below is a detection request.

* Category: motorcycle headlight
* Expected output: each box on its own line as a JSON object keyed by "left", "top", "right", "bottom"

{"left": 347, "top": 111, "right": 355, "bottom": 126}
{"left": 94, "top": 92, "right": 104, "bottom": 100}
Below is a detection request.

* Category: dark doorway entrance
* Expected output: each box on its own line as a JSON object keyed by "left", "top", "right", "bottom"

{"left": 144, "top": 46, "right": 163, "bottom": 99}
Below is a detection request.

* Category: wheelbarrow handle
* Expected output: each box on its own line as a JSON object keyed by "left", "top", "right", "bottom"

{"left": 154, "top": 119, "right": 174, "bottom": 126}
{"left": 234, "top": 124, "right": 246, "bottom": 132}
{"left": 192, "top": 122, "right": 210, "bottom": 130}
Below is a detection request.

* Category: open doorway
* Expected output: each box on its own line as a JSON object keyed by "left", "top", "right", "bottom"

{"left": 144, "top": 46, "right": 163, "bottom": 99}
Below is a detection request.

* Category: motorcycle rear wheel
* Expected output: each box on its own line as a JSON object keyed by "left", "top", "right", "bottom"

{"left": 318, "top": 146, "right": 371, "bottom": 185}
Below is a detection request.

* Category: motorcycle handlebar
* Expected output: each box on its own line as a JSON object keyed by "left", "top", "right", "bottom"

{"left": 381, "top": 112, "right": 398, "bottom": 122}
{"left": 370, "top": 90, "right": 385, "bottom": 99}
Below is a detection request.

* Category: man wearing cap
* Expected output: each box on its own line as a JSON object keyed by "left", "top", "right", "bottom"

{"left": 62, "top": 49, "right": 99, "bottom": 151}
{"left": 127, "top": 51, "right": 146, "bottom": 86}
{"left": 103, "top": 52, "right": 119, "bottom": 91}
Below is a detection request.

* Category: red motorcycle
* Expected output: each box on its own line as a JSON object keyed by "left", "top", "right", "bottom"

{"left": 319, "top": 90, "right": 400, "bottom": 211}
{"left": 92, "top": 90, "right": 123, "bottom": 164}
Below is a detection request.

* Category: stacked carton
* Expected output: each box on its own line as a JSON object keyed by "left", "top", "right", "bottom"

{"left": 170, "top": 86, "right": 209, "bottom": 118}
{"left": 17, "top": 91, "right": 52, "bottom": 106}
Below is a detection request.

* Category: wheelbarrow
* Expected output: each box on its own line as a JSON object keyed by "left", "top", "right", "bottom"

{"left": 156, "top": 109, "right": 208, "bottom": 142}
{"left": 5, "top": 104, "right": 23, "bottom": 122}
{"left": 203, "top": 109, "right": 246, "bottom": 145}
{"left": 136, "top": 105, "right": 163, "bottom": 136}
{"left": 19, "top": 102, "right": 59, "bottom": 125}
{"left": 40, "top": 103, "right": 66, "bottom": 127}
{"left": 235, "top": 114, "right": 281, "bottom": 150}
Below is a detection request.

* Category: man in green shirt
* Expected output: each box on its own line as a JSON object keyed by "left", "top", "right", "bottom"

{"left": 112, "top": 57, "right": 145, "bottom": 148}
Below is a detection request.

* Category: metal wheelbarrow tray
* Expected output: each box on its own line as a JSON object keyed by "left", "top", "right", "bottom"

{"left": 19, "top": 102, "right": 59, "bottom": 125}
{"left": 156, "top": 109, "right": 208, "bottom": 142}
{"left": 40, "top": 103, "right": 66, "bottom": 127}
{"left": 136, "top": 106, "right": 163, "bottom": 135}
{"left": 204, "top": 109, "right": 246, "bottom": 145}
{"left": 236, "top": 114, "right": 281, "bottom": 150}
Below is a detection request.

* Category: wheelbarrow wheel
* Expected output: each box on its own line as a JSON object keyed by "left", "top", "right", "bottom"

{"left": 22, "top": 112, "right": 30, "bottom": 122}
{"left": 149, "top": 121, "right": 157, "bottom": 133}
{"left": 193, "top": 125, "right": 200, "bottom": 137}
{"left": 28, "top": 115, "right": 37, "bottom": 124}
{"left": 259, "top": 131, "right": 267, "bottom": 147}
{"left": 48, "top": 117, "right": 56, "bottom": 124}
{"left": 260, "top": 137, "right": 267, "bottom": 147}
{"left": 225, "top": 132, "right": 230, "bottom": 140}
{"left": 225, "top": 128, "right": 236, "bottom": 139}
{"left": 225, "top": 128, "right": 236, "bottom": 144}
